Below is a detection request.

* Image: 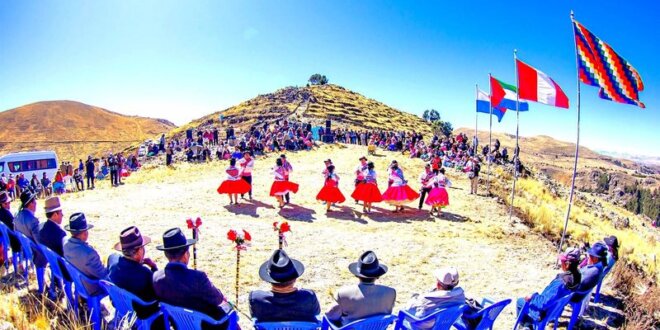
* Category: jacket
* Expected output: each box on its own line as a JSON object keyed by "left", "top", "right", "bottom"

{"left": 249, "top": 289, "right": 320, "bottom": 323}
{"left": 326, "top": 282, "right": 396, "bottom": 325}
{"left": 14, "top": 208, "right": 47, "bottom": 267}
{"left": 403, "top": 287, "right": 465, "bottom": 329}
{"left": 38, "top": 219, "right": 66, "bottom": 256}
{"left": 0, "top": 207, "right": 20, "bottom": 251}
{"left": 63, "top": 237, "right": 108, "bottom": 295}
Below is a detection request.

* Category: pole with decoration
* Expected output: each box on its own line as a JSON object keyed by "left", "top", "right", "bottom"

{"left": 227, "top": 229, "right": 251, "bottom": 306}
{"left": 273, "top": 221, "right": 291, "bottom": 249}
{"left": 186, "top": 217, "right": 202, "bottom": 270}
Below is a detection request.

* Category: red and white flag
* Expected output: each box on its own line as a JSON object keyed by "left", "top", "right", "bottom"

{"left": 517, "top": 59, "right": 569, "bottom": 109}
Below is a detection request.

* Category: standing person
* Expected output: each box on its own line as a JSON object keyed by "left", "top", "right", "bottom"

{"left": 381, "top": 161, "right": 420, "bottom": 213}
{"left": 322, "top": 159, "right": 333, "bottom": 176}
{"left": 270, "top": 158, "right": 299, "bottom": 209}
{"left": 316, "top": 165, "right": 346, "bottom": 213}
{"left": 217, "top": 158, "right": 251, "bottom": 205}
{"left": 213, "top": 127, "right": 219, "bottom": 146}
{"left": 159, "top": 134, "right": 166, "bottom": 152}
{"left": 418, "top": 164, "right": 434, "bottom": 210}
{"left": 238, "top": 152, "right": 254, "bottom": 200}
{"left": 85, "top": 156, "right": 95, "bottom": 190}
{"left": 350, "top": 162, "right": 382, "bottom": 214}
{"left": 425, "top": 168, "right": 450, "bottom": 217}
{"left": 354, "top": 156, "right": 369, "bottom": 204}
{"left": 466, "top": 157, "right": 480, "bottom": 195}
{"left": 108, "top": 153, "right": 119, "bottom": 187}
{"left": 166, "top": 146, "right": 173, "bottom": 166}
{"left": 280, "top": 155, "right": 293, "bottom": 205}
{"left": 78, "top": 159, "right": 84, "bottom": 173}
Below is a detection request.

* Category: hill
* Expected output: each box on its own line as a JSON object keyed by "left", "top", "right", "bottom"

{"left": 0, "top": 100, "right": 176, "bottom": 162}
{"left": 169, "top": 84, "right": 434, "bottom": 138}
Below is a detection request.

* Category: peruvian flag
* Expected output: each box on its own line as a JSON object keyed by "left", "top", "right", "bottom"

{"left": 517, "top": 59, "right": 569, "bottom": 109}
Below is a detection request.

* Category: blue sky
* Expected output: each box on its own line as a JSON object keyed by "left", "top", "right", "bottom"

{"left": 1, "top": 1, "right": 658, "bottom": 156}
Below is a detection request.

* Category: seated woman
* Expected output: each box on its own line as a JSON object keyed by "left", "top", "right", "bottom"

{"left": 516, "top": 248, "right": 581, "bottom": 329}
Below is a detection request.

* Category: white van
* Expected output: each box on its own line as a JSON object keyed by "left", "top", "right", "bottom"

{"left": 0, "top": 151, "right": 59, "bottom": 180}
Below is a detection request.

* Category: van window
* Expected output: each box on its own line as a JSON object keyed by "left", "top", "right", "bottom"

{"left": 0, "top": 162, "right": 4, "bottom": 172}
{"left": 8, "top": 158, "right": 57, "bottom": 173}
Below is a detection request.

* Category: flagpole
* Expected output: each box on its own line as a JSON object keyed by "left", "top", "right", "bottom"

{"left": 509, "top": 50, "right": 520, "bottom": 220}
{"left": 487, "top": 74, "right": 493, "bottom": 194}
{"left": 475, "top": 84, "right": 479, "bottom": 156}
{"left": 558, "top": 11, "right": 581, "bottom": 253}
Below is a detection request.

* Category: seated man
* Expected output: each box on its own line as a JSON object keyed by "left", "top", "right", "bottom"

{"left": 0, "top": 192, "right": 21, "bottom": 266}
{"left": 153, "top": 228, "right": 232, "bottom": 328}
{"left": 63, "top": 213, "right": 108, "bottom": 295}
{"left": 326, "top": 251, "right": 396, "bottom": 325}
{"left": 403, "top": 267, "right": 465, "bottom": 329}
{"left": 572, "top": 242, "right": 607, "bottom": 303}
{"left": 38, "top": 197, "right": 66, "bottom": 256}
{"left": 249, "top": 249, "right": 320, "bottom": 323}
{"left": 15, "top": 191, "right": 48, "bottom": 269}
{"left": 516, "top": 248, "right": 582, "bottom": 329}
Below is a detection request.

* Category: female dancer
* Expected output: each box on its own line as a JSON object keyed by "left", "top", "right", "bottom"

{"left": 424, "top": 168, "right": 450, "bottom": 216}
{"left": 381, "top": 160, "right": 420, "bottom": 213}
{"left": 217, "top": 158, "right": 252, "bottom": 205}
{"left": 350, "top": 162, "right": 382, "bottom": 213}
{"left": 270, "top": 158, "right": 299, "bottom": 208}
{"left": 316, "top": 165, "right": 346, "bottom": 213}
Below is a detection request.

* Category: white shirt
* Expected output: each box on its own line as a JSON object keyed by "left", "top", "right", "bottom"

{"left": 238, "top": 158, "right": 254, "bottom": 175}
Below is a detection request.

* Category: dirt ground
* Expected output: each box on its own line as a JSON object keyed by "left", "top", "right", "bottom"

{"left": 52, "top": 143, "right": 567, "bottom": 328}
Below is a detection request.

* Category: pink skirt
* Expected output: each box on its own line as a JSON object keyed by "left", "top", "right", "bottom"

{"left": 381, "top": 185, "right": 420, "bottom": 206}
{"left": 425, "top": 187, "right": 449, "bottom": 207}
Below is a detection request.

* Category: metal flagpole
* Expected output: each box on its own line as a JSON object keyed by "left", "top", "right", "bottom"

{"left": 487, "top": 75, "right": 493, "bottom": 194}
{"left": 558, "top": 11, "right": 581, "bottom": 253}
{"left": 475, "top": 84, "right": 479, "bottom": 156}
{"left": 509, "top": 50, "right": 520, "bottom": 220}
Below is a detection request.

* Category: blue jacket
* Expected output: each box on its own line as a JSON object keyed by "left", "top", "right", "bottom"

{"left": 63, "top": 237, "right": 108, "bottom": 295}
{"left": 528, "top": 273, "right": 577, "bottom": 321}
{"left": 153, "top": 262, "right": 229, "bottom": 320}
{"left": 14, "top": 208, "right": 47, "bottom": 267}
{"left": 249, "top": 289, "right": 320, "bottom": 323}
{"left": 107, "top": 253, "right": 157, "bottom": 302}
{"left": 38, "top": 219, "right": 66, "bottom": 257}
{"left": 0, "top": 206, "right": 20, "bottom": 251}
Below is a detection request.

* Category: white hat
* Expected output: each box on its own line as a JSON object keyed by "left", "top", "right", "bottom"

{"left": 434, "top": 267, "right": 459, "bottom": 287}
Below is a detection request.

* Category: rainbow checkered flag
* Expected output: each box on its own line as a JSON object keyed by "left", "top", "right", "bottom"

{"left": 573, "top": 19, "right": 645, "bottom": 108}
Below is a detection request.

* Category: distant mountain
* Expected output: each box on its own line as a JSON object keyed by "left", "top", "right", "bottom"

{"left": 0, "top": 100, "right": 176, "bottom": 161}
{"left": 169, "top": 84, "right": 433, "bottom": 137}
{"left": 595, "top": 150, "right": 660, "bottom": 167}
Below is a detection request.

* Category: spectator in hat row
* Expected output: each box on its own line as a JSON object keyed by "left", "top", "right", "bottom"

{"left": 0, "top": 191, "right": 20, "bottom": 266}
{"left": 63, "top": 212, "right": 108, "bottom": 295}
{"left": 403, "top": 267, "right": 465, "bottom": 329}
{"left": 38, "top": 197, "right": 66, "bottom": 256}
{"left": 14, "top": 190, "right": 48, "bottom": 268}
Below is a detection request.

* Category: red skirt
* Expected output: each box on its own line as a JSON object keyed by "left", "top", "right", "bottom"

{"left": 270, "top": 181, "right": 299, "bottom": 196}
{"left": 381, "top": 185, "right": 420, "bottom": 206}
{"left": 217, "top": 179, "right": 251, "bottom": 195}
{"left": 316, "top": 186, "right": 346, "bottom": 203}
{"left": 351, "top": 183, "right": 383, "bottom": 203}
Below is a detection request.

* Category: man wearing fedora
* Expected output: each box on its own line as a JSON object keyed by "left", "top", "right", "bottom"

{"left": 326, "top": 251, "right": 396, "bottom": 325}
{"left": 571, "top": 242, "right": 607, "bottom": 303}
{"left": 153, "top": 228, "right": 233, "bottom": 326}
{"left": 63, "top": 212, "right": 108, "bottom": 295}
{"left": 15, "top": 190, "right": 48, "bottom": 268}
{"left": 403, "top": 267, "right": 466, "bottom": 329}
{"left": 249, "top": 249, "right": 320, "bottom": 323}
{"left": 0, "top": 191, "right": 21, "bottom": 267}
{"left": 38, "top": 197, "right": 66, "bottom": 256}
{"left": 108, "top": 226, "right": 158, "bottom": 302}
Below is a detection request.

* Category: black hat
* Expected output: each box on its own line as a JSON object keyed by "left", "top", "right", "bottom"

{"left": 156, "top": 228, "right": 197, "bottom": 251}
{"left": 20, "top": 190, "right": 36, "bottom": 208}
{"left": 348, "top": 251, "right": 388, "bottom": 279}
{"left": 0, "top": 191, "right": 12, "bottom": 204}
{"left": 258, "top": 249, "right": 305, "bottom": 284}
{"left": 604, "top": 236, "right": 619, "bottom": 249}
{"left": 64, "top": 213, "right": 94, "bottom": 233}
{"left": 280, "top": 154, "right": 287, "bottom": 159}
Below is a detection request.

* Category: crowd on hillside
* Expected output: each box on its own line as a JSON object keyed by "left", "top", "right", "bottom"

{"left": 0, "top": 190, "right": 620, "bottom": 329}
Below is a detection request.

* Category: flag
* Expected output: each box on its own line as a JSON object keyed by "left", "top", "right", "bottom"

{"left": 517, "top": 59, "right": 569, "bottom": 108}
{"left": 490, "top": 76, "right": 529, "bottom": 111}
{"left": 573, "top": 19, "right": 645, "bottom": 108}
{"left": 476, "top": 88, "right": 506, "bottom": 122}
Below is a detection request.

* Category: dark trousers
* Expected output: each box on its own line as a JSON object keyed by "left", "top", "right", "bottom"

{"left": 86, "top": 175, "right": 94, "bottom": 188}
{"left": 241, "top": 175, "right": 252, "bottom": 198}
{"left": 285, "top": 193, "right": 290, "bottom": 203}
{"left": 419, "top": 188, "right": 431, "bottom": 209}
{"left": 110, "top": 170, "right": 118, "bottom": 186}
{"left": 75, "top": 180, "right": 84, "bottom": 191}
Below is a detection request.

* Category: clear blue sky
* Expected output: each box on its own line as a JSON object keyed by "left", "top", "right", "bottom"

{"left": 1, "top": 1, "right": 658, "bottom": 156}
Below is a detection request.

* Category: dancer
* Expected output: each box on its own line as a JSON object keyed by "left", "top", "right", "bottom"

{"left": 316, "top": 165, "right": 345, "bottom": 213}
{"left": 418, "top": 163, "right": 434, "bottom": 210}
{"left": 381, "top": 160, "right": 420, "bottom": 213}
{"left": 238, "top": 152, "right": 254, "bottom": 200}
{"left": 350, "top": 162, "right": 382, "bottom": 213}
{"left": 217, "top": 158, "right": 252, "bottom": 205}
{"left": 322, "top": 159, "right": 333, "bottom": 176}
{"left": 424, "top": 168, "right": 450, "bottom": 216}
{"left": 354, "top": 156, "right": 368, "bottom": 204}
{"left": 270, "top": 158, "right": 299, "bottom": 208}
{"left": 281, "top": 155, "right": 293, "bottom": 204}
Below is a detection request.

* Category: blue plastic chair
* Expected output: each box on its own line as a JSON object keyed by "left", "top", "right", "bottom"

{"left": 453, "top": 298, "right": 511, "bottom": 330}
{"left": 513, "top": 293, "right": 573, "bottom": 330}
{"left": 39, "top": 244, "right": 75, "bottom": 310}
{"left": 593, "top": 265, "right": 613, "bottom": 303}
{"left": 161, "top": 302, "right": 239, "bottom": 330}
{"left": 99, "top": 280, "right": 161, "bottom": 330}
{"left": 254, "top": 320, "right": 321, "bottom": 330}
{"left": 322, "top": 314, "right": 397, "bottom": 330}
{"left": 567, "top": 289, "right": 594, "bottom": 330}
{"left": 395, "top": 305, "right": 466, "bottom": 330}
{"left": 0, "top": 222, "right": 20, "bottom": 276}
{"left": 62, "top": 259, "right": 108, "bottom": 330}
{"left": 13, "top": 231, "right": 45, "bottom": 293}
